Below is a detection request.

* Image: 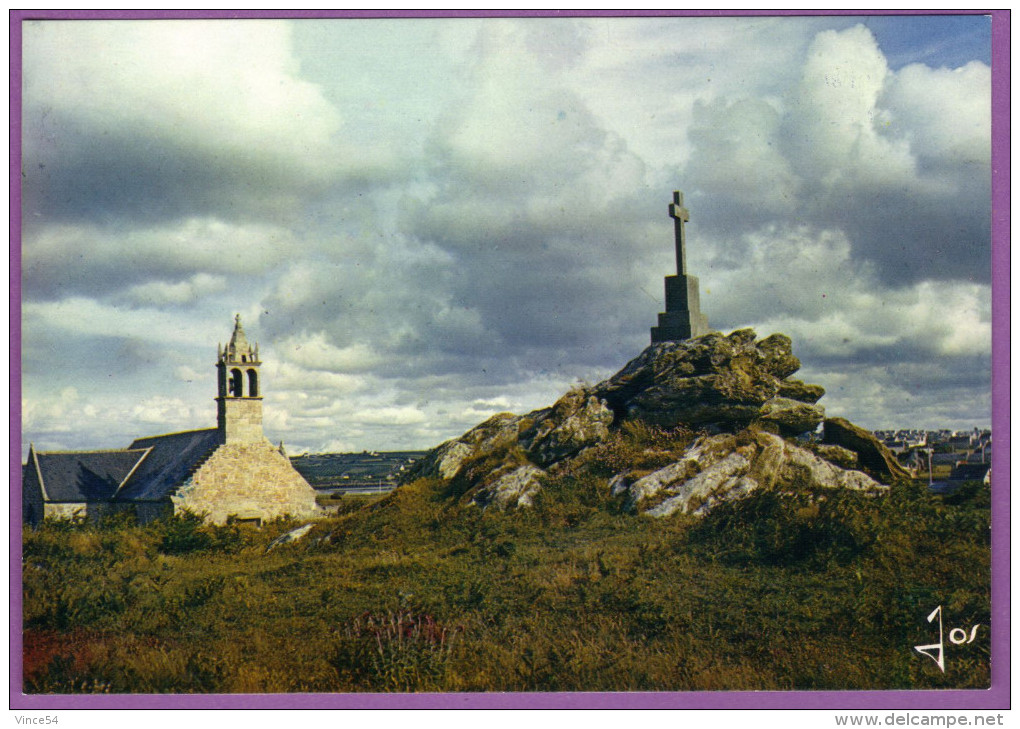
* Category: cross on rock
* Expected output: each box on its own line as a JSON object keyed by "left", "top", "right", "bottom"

{"left": 669, "top": 190, "right": 690, "bottom": 276}
{"left": 650, "top": 188, "right": 712, "bottom": 343}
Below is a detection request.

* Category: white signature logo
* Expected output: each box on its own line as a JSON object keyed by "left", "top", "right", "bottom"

{"left": 914, "top": 605, "right": 981, "bottom": 672}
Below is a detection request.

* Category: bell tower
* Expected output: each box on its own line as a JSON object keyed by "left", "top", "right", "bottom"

{"left": 216, "top": 314, "right": 264, "bottom": 444}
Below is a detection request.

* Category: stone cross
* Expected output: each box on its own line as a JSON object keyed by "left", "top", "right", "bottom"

{"left": 669, "top": 190, "right": 689, "bottom": 276}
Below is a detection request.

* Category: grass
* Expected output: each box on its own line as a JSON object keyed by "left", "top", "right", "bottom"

{"left": 21, "top": 436, "right": 991, "bottom": 694}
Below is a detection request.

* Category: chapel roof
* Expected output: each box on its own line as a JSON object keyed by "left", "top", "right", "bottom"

{"left": 116, "top": 428, "right": 222, "bottom": 501}
{"left": 27, "top": 448, "right": 150, "bottom": 503}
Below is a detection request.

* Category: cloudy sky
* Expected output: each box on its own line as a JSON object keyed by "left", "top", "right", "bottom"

{"left": 18, "top": 13, "right": 995, "bottom": 455}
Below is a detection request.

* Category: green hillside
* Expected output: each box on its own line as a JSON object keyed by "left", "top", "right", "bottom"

{"left": 22, "top": 457, "right": 990, "bottom": 693}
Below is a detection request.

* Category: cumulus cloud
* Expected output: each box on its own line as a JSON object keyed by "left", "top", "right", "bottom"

{"left": 122, "top": 273, "right": 228, "bottom": 307}
{"left": 24, "top": 296, "right": 223, "bottom": 346}
{"left": 21, "top": 19, "right": 395, "bottom": 228}
{"left": 24, "top": 218, "right": 299, "bottom": 301}
{"left": 19, "top": 17, "right": 994, "bottom": 455}
{"left": 881, "top": 61, "right": 991, "bottom": 170}
{"left": 349, "top": 406, "right": 428, "bottom": 426}
{"left": 684, "top": 24, "right": 990, "bottom": 285}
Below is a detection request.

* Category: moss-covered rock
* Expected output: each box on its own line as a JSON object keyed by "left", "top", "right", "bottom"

{"left": 822, "top": 417, "right": 912, "bottom": 484}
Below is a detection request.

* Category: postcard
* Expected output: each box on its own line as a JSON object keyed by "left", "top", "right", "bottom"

{"left": 11, "top": 10, "right": 1008, "bottom": 714}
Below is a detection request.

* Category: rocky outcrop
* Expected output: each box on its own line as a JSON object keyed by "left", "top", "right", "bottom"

{"left": 519, "top": 391, "right": 614, "bottom": 466}
{"left": 473, "top": 464, "right": 545, "bottom": 509}
{"left": 403, "top": 389, "right": 612, "bottom": 494}
{"left": 823, "top": 417, "right": 911, "bottom": 484}
{"left": 405, "top": 412, "right": 521, "bottom": 482}
{"left": 778, "top": 379, "right": 825, "bottom": 404}
{"left": 592, "top": 329, "right": 825, "bottom": 434}
{"left": 611, "top": 429, "right": 886, "bottom": 518}
{"left": 402, "top": 329, "right": 897, "bottom": 515}
{"left": 757, "top": 397, "right": 825, "bottom": 436}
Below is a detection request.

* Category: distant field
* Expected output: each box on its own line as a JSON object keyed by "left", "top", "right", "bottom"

{"left": 21, "top": 476, "right": 990, "bottom": 693}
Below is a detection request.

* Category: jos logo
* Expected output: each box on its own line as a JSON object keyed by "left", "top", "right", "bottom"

{"left": 914, "top": 605, "right": 981, "bottom": 672}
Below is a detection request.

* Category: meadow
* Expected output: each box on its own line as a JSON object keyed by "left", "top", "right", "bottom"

{"left": 22, "top": 462, "right": 990, "bottom": 693}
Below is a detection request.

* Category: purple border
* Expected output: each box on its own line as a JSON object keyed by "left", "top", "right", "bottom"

{"left": 10, "top": 6, "right": 25, "bottom": 713}
{"left": 9, "top": 9, "right": 1010, "bottom": 711}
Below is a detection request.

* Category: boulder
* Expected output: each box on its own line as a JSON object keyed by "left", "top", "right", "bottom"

{"left": 808, "top": 443, "right": 859, "bottom": 470}
{"left": 432, "top": 441, "right": 476, "bottom": 481}
{"left": 520, "top": 390, "right": 614, "bottom": 466}
{"left": 403, "top": 412, "right": 521, "bottom": 482}
{"left": 473, "top": 464, "right": 545, "bottom": 509}
{"left": 613, "top": 429, "right": 886, "bottom": 518}
{"left": 777, "top": 379, "right": 825, "bottom": 404}
{"left": 593, "top": 329, "right": 824, "bottom": 433}
{"left": 823, "top": 417, "right": 912, "bottom": 484}
{"left": 755, "top": 396, "right": 825, "bottom": 436}
{"left": 756, "top": 333, "right": 802, "bottom": 379}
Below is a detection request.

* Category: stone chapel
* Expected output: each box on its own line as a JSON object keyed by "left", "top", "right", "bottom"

{"left": 22, "top": 316, "right": 320, "bottom": 526}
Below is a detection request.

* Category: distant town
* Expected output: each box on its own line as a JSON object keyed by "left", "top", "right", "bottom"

{"left": 873, "top": 427, "right": 992, "bottom": 492}
{"left": 292, "top": 427, "right": 992, "bottom": 499}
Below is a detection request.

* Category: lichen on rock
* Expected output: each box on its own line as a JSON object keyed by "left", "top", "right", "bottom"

{"left": 612, "top": 428, "right": 887, "bottom": 518}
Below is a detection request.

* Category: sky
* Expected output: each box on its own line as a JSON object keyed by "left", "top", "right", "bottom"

{"left": 18, "top": 13, "right": 995, "bottom": 456}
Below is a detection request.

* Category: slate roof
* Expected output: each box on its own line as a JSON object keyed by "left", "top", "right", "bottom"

{"left": 28, "top": 449, "right": 150, "bottom": 503}
{"left": 116, "top": 428, "right": 222, "bottom": 501}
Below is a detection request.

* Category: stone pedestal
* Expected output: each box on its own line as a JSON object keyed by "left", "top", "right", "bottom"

{"left": 650, "top": 190, "right": 712, "bottom": 343}
{"left": 651, "top": 274, "right": 711, "bottom": 342}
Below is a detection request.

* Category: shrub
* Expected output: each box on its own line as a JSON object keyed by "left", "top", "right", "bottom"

{"left": 157, "top": 512, "right": 211, "bottom": 555}
{"left": 328, "top": 609, "right": 460, "bottom": 691}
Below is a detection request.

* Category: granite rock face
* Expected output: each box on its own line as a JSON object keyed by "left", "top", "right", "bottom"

{"left": 405, "top": 412, "right": 520, "bottom": 482}
{"left": 402, "top": 390, "right": 613, "bottom": 499}
{"left": 611, "top": 429, "right": 886, "bottom": 518}
{"left": 473, "top": 464, "right": 546, "bottom": 509}
{"left": 519, "top": 391, "right": 614, "bottom": 466}
{"left": 593, "top": 329, "right": 824, "bottom": 433}
{"left": 402, "top": 329, "right": 904, "bottom": 514}
{"left": 822, "top": 417, "right": 912, "bottom": 484}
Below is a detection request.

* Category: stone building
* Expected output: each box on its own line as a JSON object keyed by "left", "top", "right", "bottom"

{"left": 22, "top": 316, "right": 320, "bottom": 526}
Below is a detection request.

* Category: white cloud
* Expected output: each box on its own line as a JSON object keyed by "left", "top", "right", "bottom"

{"left": 18, "top": 17, "right": 994, "bottom": 456}
{"left": 710, "top": 223, "right": 991, "bottom": 361}
{"left": 23, "top": 20, "right": 342, "bottom": 182}
{"left": 349, "top": 406, "right": 428, "bottom": 426}
{"left": 130, "top": 395, "right": 196, "bottom": 426}
{"left": 123, "top": 273, "right": 228, "bottom": 306}
{"left": 279, "top": 333, "right": 383, "bottom": 373}
{"left": 25, "top": 219, "right": 298, "bottom": 296}
{"left": 22, "top": 387, "right": 82, "bottom": 434}
{"left": 782, "top": 24, "right": 915, "bottom": 187}
{"left": 263, "top": 360, "right": 367, "bottom": 395}
{"left": 174, "top": 365, "right": 204, "bottom": 382}
{"left": 881, "top": 60, "right": 991, "bottom": 168}
{"left": 24, "top": 297, "right": 221, "bottom": 346}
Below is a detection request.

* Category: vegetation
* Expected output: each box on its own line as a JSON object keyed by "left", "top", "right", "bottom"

{"left": 22, "top": 432, "right": 990, "bottom": 694}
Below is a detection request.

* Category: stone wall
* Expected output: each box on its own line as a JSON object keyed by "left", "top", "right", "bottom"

{"left": 172, "top": 440, "right": 320, "bottom": 524}
{"left": 217, "top": 397, "right": 264, "bottom": 444}
{"left": 44, "top": 502, "right": 88, "bottom": 521}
